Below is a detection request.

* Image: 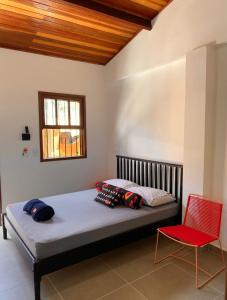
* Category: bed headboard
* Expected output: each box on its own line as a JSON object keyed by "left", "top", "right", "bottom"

{"left": 116, "top": 155, "right": 183, "bottom": 206}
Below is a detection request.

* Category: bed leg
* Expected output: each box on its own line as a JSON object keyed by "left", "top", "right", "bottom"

{"left": 2, "top": 213, "right": 8, "bottom": 240}
{"left": 34, "top": 267, "right": 41, "bottom": 300}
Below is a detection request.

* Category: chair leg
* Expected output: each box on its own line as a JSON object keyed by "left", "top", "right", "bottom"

{"left": 154, "top": 230, "right": 185, "bottom": 264}
{"left": 195, "top": 241, "right": 226, "bottom": 289}
{"left": 195, "top": 247, "right": 199, "bottom": 288}
{"left": 154, "top": 230, "right": 160, "bottom": 264}
{"left": 218, "top": 239, "right": 226, "bottom": 267}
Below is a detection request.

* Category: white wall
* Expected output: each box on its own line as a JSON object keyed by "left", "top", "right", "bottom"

{"left": 106, "top": 58, "right": 185, "bottom": 177}
{"left": 0, "top": 49, "right": 109, "bottom": 209}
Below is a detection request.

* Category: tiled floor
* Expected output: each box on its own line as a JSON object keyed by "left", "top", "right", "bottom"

{"left": 0, "top": 232, "right": 225, "bottom": 300}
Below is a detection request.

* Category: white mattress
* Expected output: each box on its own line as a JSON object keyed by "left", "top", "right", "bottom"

{"left": 6, "top": 188, "right": 178, "bottom": 259}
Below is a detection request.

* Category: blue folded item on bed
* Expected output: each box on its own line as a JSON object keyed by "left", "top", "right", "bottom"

{"left": 23, "top": 199, "right": 55, "bottom": 222}
{"left": 23, "top": 199, "right": 43, "bottom": 214}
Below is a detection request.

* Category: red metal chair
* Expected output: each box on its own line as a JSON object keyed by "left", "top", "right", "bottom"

{"left": 154, "top": 194, "right": 226, "bottom": 288}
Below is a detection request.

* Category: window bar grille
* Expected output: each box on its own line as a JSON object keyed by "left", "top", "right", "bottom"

{"left": 46, "top": 130, "right": 48, "bottom": 158}
{"left": 55, "top": 99, "right": 58, "bottom": 126}
{"left": 52, "top": 129, "right": 55, "bottom": 158}
{"left": 64, "top": 135, "right": 66, "bottom": 157}
{"left": 80, "top": 130, "right": 83, "bottom": 156}
{"left": 59, "top": 131, "right": 60, "bottom": 158}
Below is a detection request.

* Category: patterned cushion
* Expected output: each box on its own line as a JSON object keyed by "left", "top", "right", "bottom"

{"left": 95, "top": 183, "right": 143, "bottom": 209}
{"left": 95, "top": 181, "right": 105, "bottom": 192}
{"left": 121, "top": 189, "right": 144, "bottom": 209}
{"left": 95, "top": 183, "right": 123, "bottom": 208}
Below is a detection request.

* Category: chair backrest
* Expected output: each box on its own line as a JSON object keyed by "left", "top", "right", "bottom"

{"left": 183, "top": 194, "right": 223, "bottom": 238}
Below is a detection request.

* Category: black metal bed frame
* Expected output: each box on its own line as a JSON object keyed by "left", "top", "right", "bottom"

{"left": 2, "top": 155, "right": 183, "bottom": 300}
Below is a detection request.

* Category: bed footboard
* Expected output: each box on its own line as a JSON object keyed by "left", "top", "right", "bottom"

{"left": 2, "top": 213, "right": 8, "bottom": 239}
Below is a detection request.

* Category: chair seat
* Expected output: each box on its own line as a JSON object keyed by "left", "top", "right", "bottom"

{"left": 159, "top": 225, "right": 217, "bottom": 247}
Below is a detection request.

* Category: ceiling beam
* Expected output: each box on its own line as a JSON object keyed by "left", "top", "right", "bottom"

{"left": 63, "top": 0, "right": 152, "bottom": 30}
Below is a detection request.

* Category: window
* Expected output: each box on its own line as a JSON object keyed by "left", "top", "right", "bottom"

{"left": 38, "top": 92, "right": 86, "bottom": 161}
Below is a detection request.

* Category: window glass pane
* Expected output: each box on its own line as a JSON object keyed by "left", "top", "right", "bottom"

{"left": 53, "top": 129, "right": 60, "bottom": 158}
{"left": 57, "top": 100, "right": 69, "bottom": 125}
{"left": 42, "top": 129, "right": 48, "bottom": 159}
{"left": 42, "top": 129, "right": 83, "bottom": 159}
{"left": 71, "top": 129, "right": 81, "bottom": 156}
{"left": 59, "top": 129, "right": 81, "bottom": 157}
{"left": 59, "top": 129, "right": 69, "bottom": 157}
{"left": 48, "top": 129, "right": 55, "bottom": 158}
{"left": 42, "top": 129, "right": 55, "bottom": 159}
{"left": 42, "top": 128, "right": 82, "bottom": 159}
{"left": 70, "top": 101, "right": 80, "bottom": 126}
{"left": 44, "top": 99, "right": 56, "bottom": 125}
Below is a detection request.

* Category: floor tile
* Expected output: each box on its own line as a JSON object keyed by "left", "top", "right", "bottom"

{"left": 101, "top": 240, "right": 151, "bottom": 268}
{"left": 102, "top": 250, "right": 168, "bottom": 283}
{"left": 133, "top": 263, "right": 221, "bottom": 300}
{"left": 0, "top": 278, "right": 61, "bottom": 300}
{"left": 49, "top": 257, "right": 125, "bottom": 300}
{"left": 42, "top": 278, "right": 63, "bottom": 300}
{"left": 207, "top": 272, "right": 225, "bottom": 294}
{"left": 172, "top": 248, "right": 225, "bottom": 293}
{"left": 101, "top": 237, "right": 190, "bottom": 283}
{"left": 99, "top": 284, "right": 147, "bottom": 300}
{"left": 0, "top": 245, "right": 33, "bottom": 291}
{"left": 214, "top": 294, "right": 225, "bottom": 300}
{"left": 100, "top": 236, "right": 177, "bottom": 266}
{"left": 0, "top": 284, "right": 35, "bottom": 300}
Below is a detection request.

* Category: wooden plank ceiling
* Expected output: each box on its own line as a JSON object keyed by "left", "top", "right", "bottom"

{"left": 0, "top": 0, "right": 171, "bottom": 65}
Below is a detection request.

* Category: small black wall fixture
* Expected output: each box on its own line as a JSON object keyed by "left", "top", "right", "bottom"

{"left": 22, "top": 126, "right": 31, "bottom": 141}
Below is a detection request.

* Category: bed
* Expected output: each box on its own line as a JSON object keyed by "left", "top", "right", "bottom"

{"left": 2, "top": 155, "right": 183, "bottom": 300}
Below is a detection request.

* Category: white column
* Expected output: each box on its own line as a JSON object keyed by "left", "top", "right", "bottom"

{"left": 183, "top": 45, "right": 217, "bottom": 208}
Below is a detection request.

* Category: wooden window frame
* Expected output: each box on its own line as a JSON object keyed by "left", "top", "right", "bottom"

{"left": 38, "top": 91, "right": 87, "bottom": 162}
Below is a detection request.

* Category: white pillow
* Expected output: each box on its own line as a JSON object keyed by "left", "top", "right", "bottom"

{"left": 103, "top": 179, "right": 138, "bottom": 189}
{"left": 127, "top": 186, "right": 175, "bottom": 207}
